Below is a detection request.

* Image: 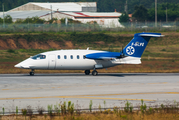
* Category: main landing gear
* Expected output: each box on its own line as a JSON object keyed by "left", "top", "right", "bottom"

{"left": 84, "top": 70, "right": 98, "bottom": 76}
{"left": 92, "top": 70, "right": 98, "bottom": 76}
{"left": 30, "top": 69, "right": 35, "bottom": 76}
{"left": 85, "top": 70, "right": 90, "bottom": 75}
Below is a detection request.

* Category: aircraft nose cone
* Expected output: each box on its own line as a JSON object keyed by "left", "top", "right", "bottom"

{"left": 14, "top": 64, "right": 21, "bottom": 68}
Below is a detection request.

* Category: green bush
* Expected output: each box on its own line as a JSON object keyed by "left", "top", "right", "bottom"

{"left": 124, "top": 101, "right": 133, "bottom": 113}
{"left": 7, "top": 49, "right": 15, "bottom": 53}
{"left": 140, "top": 99, "right": 147, "bottom": 114}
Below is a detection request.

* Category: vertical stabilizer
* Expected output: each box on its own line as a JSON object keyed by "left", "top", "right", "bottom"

{"left": 123, "top": 33, "right": 163, "bottom": 58}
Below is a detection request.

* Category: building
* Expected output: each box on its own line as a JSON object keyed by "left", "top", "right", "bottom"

{"left": 0, "top": 2, "right": 124, "bottom": 28}
{"left": 41, "top": 11, "right": 123, "bottom": 28}
{"left": 8, "top": 2, "right": 97, "bottom": 12}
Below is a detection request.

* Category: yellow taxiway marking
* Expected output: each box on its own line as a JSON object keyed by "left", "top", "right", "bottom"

{"left": 0, "top": 92, "right": 178, "bottom": 101}
{"left": 1, "top": 89, "right": 10, "bottom": 90}
{"left": 0, "top": 96, "right": 155, "bottom": 101}
{"left": 74, "top": 92, "right": 179, "bottom": 97}
{"left": 56, "top": 96, "right": 155, "bottom": 101}
{"left": 1, "top": 88, "right": 42, "bottom": 91}
{"left": 148, "top": 82, "right": 168, "bottom": 84}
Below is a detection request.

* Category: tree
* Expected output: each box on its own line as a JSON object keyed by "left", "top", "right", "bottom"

{"left": 0, "top": 18, "right": 3, "bottom": 24}
{"left": 119, "top": 12, "right": 129, "bottom": 23}
{"left": 15, "top": 19, "right": 24, "bottom": 23}
{"left": 147, "top": 3, "right": 179, "bottom": 21}
{"left": 4, "top": 15, "right": 13, "bottom": 23}
{"left": 132, "top": 5, "right": 148, "bottom": 22}
{"left": 22, "top": 17, "right": 45, "bottom": 24}
{"left": 60, "top": 18, "right": 81, "bottom": 24}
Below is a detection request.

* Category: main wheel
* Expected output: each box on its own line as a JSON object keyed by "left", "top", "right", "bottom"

{"left": 30, "top": 72, "right": 34, "bottom": 76}
{"left": 92, "top": 70, "right": 98, "bottom": 76}
{"left": 85, "top": 70, "right": 90, "bottom": 75}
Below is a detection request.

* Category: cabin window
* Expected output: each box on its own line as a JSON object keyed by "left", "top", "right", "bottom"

{"left": 77, "top": 55, "right": 80, "bottom": 59}
{"left": 32, "top": 54, "right": 46, "bottom": 60}
{"left": 64, "top": 55, "right": 67, "bottom": 59}
{"left": 58, "top": 55, "right": 60, "bottom": 59}
{"left": 70, "top": 55, "right": 73, "bottom": 59}
{"left": 83, "top": 55, "right": 86, "bottom": 59}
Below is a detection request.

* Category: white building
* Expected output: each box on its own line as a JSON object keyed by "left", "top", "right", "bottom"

{"left": 8, "top": 2, "right": 97, "bottom": 12}
{"left": 41, "top": 11, "right": 123, "bottom": 28}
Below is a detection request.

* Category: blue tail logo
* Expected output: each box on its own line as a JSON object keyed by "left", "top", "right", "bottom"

{"left": 126, "top": 46, "right": 135, "bottom": 55}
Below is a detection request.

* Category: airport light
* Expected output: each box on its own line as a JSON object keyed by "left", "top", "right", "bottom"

{"left": 51, "top": 5, "right": 53, "bottom": 20}
{"left": 155, "top": 0, "right": 157, "bottom": 27}
{"left": 2, "top": 3, "right": 5, "bottom": 28}
{"left": 166, "top": 7, "right": 167, "bottom": 23}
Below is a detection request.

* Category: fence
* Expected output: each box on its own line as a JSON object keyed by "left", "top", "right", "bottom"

{"left": 0, "top": 22, "right": 178, "bottom": 33}
{"left": 0, "top": 104, "right": 179, "bottom": 115}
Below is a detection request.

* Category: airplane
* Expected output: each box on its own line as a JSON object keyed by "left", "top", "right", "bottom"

{"left": 14, "top": 32, "right": 163, "bottom": 76}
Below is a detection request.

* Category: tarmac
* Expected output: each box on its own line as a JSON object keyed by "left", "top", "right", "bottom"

{"left": 0, "top": 73, "right": 179, "bottom": 112}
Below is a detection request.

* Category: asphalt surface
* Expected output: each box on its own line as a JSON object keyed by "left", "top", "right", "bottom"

{"left": 0, "top": 73, "right": 179, "bottom": 112}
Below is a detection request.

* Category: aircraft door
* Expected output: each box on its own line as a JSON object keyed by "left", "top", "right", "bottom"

{"left": 48, "top": 54, "right": 56, "bottom": 69}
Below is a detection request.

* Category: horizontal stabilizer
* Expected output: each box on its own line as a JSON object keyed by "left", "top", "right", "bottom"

{"left": 139, "top": 34, "right": 164, "bottom": 37}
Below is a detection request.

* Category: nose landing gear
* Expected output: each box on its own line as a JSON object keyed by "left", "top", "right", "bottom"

{"left": 30, "top": 69, "right": 35, "bottom": 76}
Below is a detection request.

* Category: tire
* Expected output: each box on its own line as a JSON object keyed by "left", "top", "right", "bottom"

{"left": 92, "top": 70, "right": 98, "bottom": 76}
{"left": 30, "top": 72, "right": 34, "bottom": 76}
{"left": 85, "top": 70, "right": 90, "bottom": 75}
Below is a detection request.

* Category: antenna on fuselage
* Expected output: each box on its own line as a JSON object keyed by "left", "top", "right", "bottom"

{"left": 87, "top": 47, "right": 92, "bottom": 50}
{"left": 118, "top": 46, "right": 126, "bottom": 58}
{"left": 122, "top": 46, "right": 124, "bottom": 56}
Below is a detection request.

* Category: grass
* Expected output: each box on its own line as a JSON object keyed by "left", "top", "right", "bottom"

{"left": 0, "top": 100, "right": 179, "bottom": 120}
{"left": 1, "top": 113, "right": 179, "bottom": 120}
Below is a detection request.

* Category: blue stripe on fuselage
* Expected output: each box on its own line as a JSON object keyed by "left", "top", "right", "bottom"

{"left": 85, "top": 52, "right": 121, "bottom": 60}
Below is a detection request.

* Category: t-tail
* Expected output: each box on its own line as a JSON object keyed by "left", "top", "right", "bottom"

{"left": 122, "top": 33, "right": 163, "bottom": 58}
{"left": 85, "top": 32, "right": 163, "bottom": 64}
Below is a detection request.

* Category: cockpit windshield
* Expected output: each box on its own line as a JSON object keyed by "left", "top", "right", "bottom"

{"left": 32, "top": 54, "right": 46, "bottom": 60}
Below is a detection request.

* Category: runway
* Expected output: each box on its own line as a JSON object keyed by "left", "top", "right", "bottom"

{"left": 0, "top": 73, "right": 179, "bottom": 112}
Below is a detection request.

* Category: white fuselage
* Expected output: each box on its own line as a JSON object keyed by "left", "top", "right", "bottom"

{"left": 15, "top": 50, "right": 117, "bottom": 70}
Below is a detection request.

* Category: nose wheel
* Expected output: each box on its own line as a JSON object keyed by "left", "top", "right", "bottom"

{"left": 92, "top": 70, "right": 98, "bottom": 76}
{"left": 85, "top": 70, "right": 90, "bottom": 75}
{"left": 30, "top": 69, "right": 35, "bottom": 76}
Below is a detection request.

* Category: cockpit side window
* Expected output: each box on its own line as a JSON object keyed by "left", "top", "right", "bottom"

{"left": 32, "top": 54, "right": 46, "bottom": 60}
